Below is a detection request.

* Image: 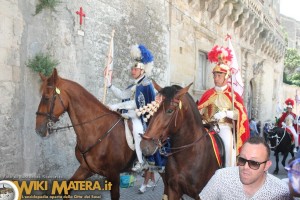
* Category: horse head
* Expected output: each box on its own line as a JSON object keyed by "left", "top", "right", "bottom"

{"left": 267, "top": 126, "right": 285, "bottom": 150}
{"left": 140, "top": 81, "right": 193, "bottom": 156}
{"left": 35, "top": 68, "right": 68, "bottom": 137}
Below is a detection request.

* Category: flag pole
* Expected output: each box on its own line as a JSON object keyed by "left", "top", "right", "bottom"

{"left": 231, "top": 68, "right": 237, "bottom": 165}
{"left": 296, "top": 90, "right": 299, "bottom": 134}
{"left": 226, "top": 34, "right": 237, "bottom": 166}
{"left": 102, "top": 29, "right": 115, "bottom": 104}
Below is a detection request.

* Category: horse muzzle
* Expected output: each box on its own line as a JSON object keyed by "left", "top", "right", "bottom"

{"left": 35, "top": 121, "right": 51, "bottom": 137}
{"left": 140, "top": 139, "right": 159, "bottom": 156}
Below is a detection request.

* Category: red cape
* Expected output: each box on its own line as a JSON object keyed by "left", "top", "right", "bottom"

{"left": 197, "top": 86, "right": 250, "bottom": 153}
{"left": 278, "top": 111, "right": 297, "bottom": 130}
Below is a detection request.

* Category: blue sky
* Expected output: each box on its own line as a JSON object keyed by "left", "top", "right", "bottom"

{"left": 280, "top": 0, "right": 300, "bottom": 21}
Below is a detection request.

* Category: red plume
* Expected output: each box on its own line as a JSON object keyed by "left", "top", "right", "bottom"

{"left": 285, "top": 98, "right": 294, "bottom": 107}
{"left": 207, "top": 45, "right": 233, "bottom": 65}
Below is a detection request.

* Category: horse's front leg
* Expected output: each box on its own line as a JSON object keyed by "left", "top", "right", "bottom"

{"left": 282, "top": 151, "right": 289, "bottom": 167}
{"left": 63, "top": 165, "right": 93, "bottom": 200}
{"left": 290, "top": 145, "right": 295, "bottom": 158}
{"left": 107, "top": 173, "right": 121, "bottom": 200}
{"left": 159, "top": 172, "right": 169, "bottom": 200}
{"left": 273, "top": 153, "right": 279, "bottom": 175}
{"left": 167, "top": 183, "right": 182, "bottom": 200}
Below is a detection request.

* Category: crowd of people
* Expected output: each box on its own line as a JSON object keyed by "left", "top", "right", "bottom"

{"left": 106, "top": 44, "right": 300, "bottom": 198}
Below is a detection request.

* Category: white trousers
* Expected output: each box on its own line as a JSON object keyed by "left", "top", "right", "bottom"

{"left": 124, "top": 110, "right": 144, "bottom": 163}
{"left": 286, "top": 126, "right": 299, "bottom": 147}
{"left": 218, "top": 125, "right": 236, "bottom": 167}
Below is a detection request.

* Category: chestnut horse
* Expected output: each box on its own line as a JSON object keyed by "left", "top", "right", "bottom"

{"left": 141, "top": 83, "right": 220, "bottom": 200}
{"left": 35, "top": 69, "right": 137, "bottom": 199}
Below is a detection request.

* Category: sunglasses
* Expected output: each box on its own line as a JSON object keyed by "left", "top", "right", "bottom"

{"left": 285, "top": 158, "right": 300, "bottom": 193}
{"left": 237, "top": 156, "right": 268, "bottom": 170}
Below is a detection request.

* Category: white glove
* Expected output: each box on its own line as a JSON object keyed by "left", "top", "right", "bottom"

{"left": 107, "top": 104, "right": 119, "bottom": 111}
{"left": 282, "top": 122, "right": 286, "bottom": 128}
{"left": 213, "top": 111, "right": 227, "bottom": 120}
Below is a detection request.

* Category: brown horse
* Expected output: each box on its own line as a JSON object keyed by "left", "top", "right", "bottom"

{"left": 140, "top": 82, "right": 220, "bottom": 200}
{"left": 35, "top": 69, "right": 136, "bottom": 199}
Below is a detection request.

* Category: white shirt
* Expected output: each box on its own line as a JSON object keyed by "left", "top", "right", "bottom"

{"left": 199, "top": 167, "right": 292, "bottom": 200}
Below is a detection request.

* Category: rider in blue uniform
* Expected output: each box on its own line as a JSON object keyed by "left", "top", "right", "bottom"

{"left": 108, "top": 44, "right": 167, "bottom": 172}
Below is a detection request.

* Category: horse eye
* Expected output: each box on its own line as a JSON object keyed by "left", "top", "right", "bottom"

{"left": 166, "top": 109, "right": 174, "bottom": 114}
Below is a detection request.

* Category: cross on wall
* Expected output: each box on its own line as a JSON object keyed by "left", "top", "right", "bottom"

{"left": 76, "top": 7, "right": 85, "bottom": 26}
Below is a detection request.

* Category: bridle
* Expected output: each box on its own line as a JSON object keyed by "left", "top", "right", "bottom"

{"left": 268, "top": 128, "right": 286, "bottom": 149}
{"left": 142, "top": 96, "right": 181, "bottom": 143}
{"left": 36, "top": 86, "right": 67, "bottom": 131}
{"left": 35, "top": 86, "right": 117, "bottom": 134}
{"left": 143, "top": 95, "right": 207, "bottom": 156}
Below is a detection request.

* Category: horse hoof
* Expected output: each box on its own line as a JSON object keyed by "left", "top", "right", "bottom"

{"left": 273, "top": 170, "right": 278, "bottom": 175}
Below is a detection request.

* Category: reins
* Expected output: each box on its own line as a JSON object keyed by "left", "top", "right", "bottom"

{"left": 49, "top": 113, "right": 114, "bottom": 132}
{"left": 269, "top": 128, "right": 286, "bottom": 149}
{"left": 79, "top": 117, "right": 122, "bottom": 155}
{"left": 161, "top": 132, "right": 208, "bottom": 157}
{"left": 144, "top": 94, "right": 207, "bottom": 157}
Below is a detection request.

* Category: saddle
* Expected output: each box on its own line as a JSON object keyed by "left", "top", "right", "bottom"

{"left": 123, "top": 118, "right": 135, "bottom": 151}
{"left": 204, "top": 123, "right": 225, "bottom": 168}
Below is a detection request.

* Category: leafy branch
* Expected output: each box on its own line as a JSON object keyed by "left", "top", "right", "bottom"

{"left": 26, "top": 53, "right": 59, "bottom": 76}
{"left": 34, "top": 0, "right": 60, "bottom": 15}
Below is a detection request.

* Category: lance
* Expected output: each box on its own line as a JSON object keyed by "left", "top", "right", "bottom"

{"left": 102, "top": 30, "right": 115, "bottom": 104}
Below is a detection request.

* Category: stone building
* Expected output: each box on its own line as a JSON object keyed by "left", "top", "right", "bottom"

{"left": 168, "top": 0, "right": 285, "bottom": 122}
{"left": 0, "top": 0, "right": 285, "bottom": 177}
{"left": 278, "top": 15, "right": 300, "bottom": 116}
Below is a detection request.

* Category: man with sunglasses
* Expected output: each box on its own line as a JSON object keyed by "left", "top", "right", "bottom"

{"left": 199, "top": 136, "right": 292, "bottom": 200}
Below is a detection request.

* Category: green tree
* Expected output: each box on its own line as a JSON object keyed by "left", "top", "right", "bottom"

{"left": 284, "top": 48, "right": 300, "bottom": 73}
{"left": 289, "top": 72, "right": 300, "bottom": 86}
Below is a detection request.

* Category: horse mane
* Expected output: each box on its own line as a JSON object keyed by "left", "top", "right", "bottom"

{"left": 40, "top": 74, "right": 118, "bottom": 114}
{"left": 159, "top": 85, "right": 202, "bottom": 123}
{"left": 159, "top": 85, "right": 182, "bottom": 101}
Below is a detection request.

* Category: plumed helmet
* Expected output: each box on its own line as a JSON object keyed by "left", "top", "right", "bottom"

{"left": 285, "top": 98, "right": 294, "bottom": 108}
{"left": 130, "top": 44, "right": 154, "bottom": 74}
{"left": 208, "top": 45, "right": 233, "bottom": 79}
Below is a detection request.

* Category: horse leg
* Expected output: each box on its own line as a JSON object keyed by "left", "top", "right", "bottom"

{"left": 107, "top": 173, "right": 121, "bottom": 200}
{"left": 63, "top": 165, "right": 93, "bottom": 200}
{"left": 159, "top": 172, "right": 168, "bottom": 200}
{"left": 273, "top": 153, "right": 279, "bottom": 175}
{"left": 282, "top": 151, "right": 289, "bottom": 167}
{"left": 291, "top": 145, "right": 295, "bottom": 158}
{"left": 167, "top": 186, "right": 182, "bottom": 200}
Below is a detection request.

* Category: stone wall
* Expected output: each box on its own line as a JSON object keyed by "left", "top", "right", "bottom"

{"left": 1, "top": 0, "right": 295, "bottom": 179}
{"left": 0, "top": 0, "right": 169, "bottom": 178}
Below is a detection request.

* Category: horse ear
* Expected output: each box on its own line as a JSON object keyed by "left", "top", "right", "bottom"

{"left": 52, "top": 68, "right": 58, "bottom": 77}
{"left": 49, "top": 68, "right": 60, "bottom": 85}
{"left": 174, "top": 82, "right": 193, "bottom": 99}
{"left": 152, "top": 79, "right": 162, "bottom": 92}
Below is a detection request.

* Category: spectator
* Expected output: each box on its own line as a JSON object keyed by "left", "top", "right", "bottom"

{"left": 257, "top": 121, "right": 261, "bottom": 136}
{"left": 199, "top": 136, "right": 291, "bottom": 200}
{"left": 139, "top": 170, "right": 156, "bottom": 193}
{"left": 249, "top": 118, "right": 259, "bottom": 137}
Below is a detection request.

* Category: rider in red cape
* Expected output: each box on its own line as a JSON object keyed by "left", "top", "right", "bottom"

{"left": 197, "top": 45, "right": 250, "bottom": 167}
{"left": 198, "top": 84, "right": 250, "bottom": 152}
{"left": 277, "top": 98, "right": 299, "bottom": 151}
